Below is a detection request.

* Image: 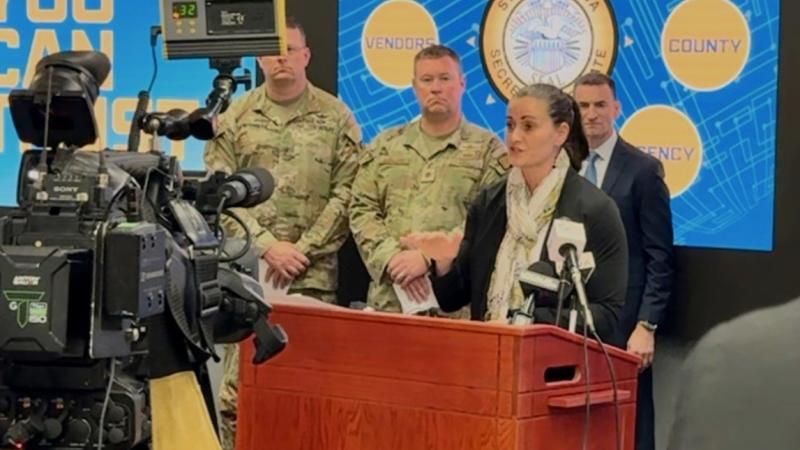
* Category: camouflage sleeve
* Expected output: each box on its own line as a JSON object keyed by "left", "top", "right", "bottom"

{"left": 295, "top": 111, "right": 362, "bottom": 259}
{"left": 204, "top": 125, "right": 279, "bottom": 255}
{"left": 478, "top": 135, "right": 509, "bottom": 188}
{"left": 348, "top": 143, "right": 402, "bottom": 282}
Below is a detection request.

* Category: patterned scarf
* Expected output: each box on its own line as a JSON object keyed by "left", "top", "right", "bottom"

{"left": 485, "top": 150, "right": 570, "bottom": 322}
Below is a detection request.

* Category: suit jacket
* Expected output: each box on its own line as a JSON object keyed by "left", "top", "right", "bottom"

{"left": 601, "top": 139, "right": 674, "bottom": 340}
{"left": 433, "top": 169, "right": 628, "bottom": 342}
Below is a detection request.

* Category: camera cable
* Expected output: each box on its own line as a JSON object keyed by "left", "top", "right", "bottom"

{"left": 96, "top": 357, "right": 117, "bottom": 450}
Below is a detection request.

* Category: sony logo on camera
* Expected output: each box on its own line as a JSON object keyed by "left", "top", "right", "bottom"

{"left": 52, "top": 185, "right": 81, "bottom": 193}
{"left": 12, "top": 275, "right": 41, "bottom": 286}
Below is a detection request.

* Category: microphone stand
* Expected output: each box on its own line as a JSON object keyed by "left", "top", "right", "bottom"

{"left": 554, "top": 265, "right": 572, "bottom": 329}
{"left": 568, "top": 292, "right": 579, "bottom": 334}
{"left": 565, "top": 251, "right": 596, "bottom": 334}
{"left": 511, "top": 294, "right": 536, "bottom": 325}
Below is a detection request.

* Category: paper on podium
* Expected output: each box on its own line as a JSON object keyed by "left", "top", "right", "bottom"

{"left": 267, "top": 294, "right": 342, "bottom": 310}
{"left": 256, "top": 261, "right": 341, "bottom": 310}
{"left": 258, "top": 260, "right": 291, "bottom": 301}
{"left": 392, "top": 278, "right": 439, "bottom": 315}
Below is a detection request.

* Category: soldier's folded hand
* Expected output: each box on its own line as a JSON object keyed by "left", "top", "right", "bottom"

{"left": 265, "top": 267, "right": 294, "bottom": 289}
{"left": 402, "top": 276, "right": 432, "bottom": 303}
{"left": 263, "top": 241, "right": 310, "bottom": 279}
{"left": 387, "top": 250, "right": 429, "bottom": 285}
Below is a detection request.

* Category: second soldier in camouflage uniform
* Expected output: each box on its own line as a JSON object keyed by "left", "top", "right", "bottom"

{"left": 204, "top": 18, "right": 361, "bottom": 450}
{"left": 349, "top": 45, "right": 507, "bottom": 314}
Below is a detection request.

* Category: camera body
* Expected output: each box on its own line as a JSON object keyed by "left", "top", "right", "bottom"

{"left": 0, "top": 148, "right": 283, "bottom": 450}
{"left": 1, "top": 7, "right": 291, "bottom": 441}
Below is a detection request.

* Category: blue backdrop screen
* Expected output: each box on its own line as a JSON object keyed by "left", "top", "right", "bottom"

{"left": 338, "top": 0, "right": 780, "bottom": 251}
{"left": 0, "top": 1, "right": 781, "bottom": 251}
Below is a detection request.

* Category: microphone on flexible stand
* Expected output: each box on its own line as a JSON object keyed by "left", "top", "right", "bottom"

{"left": 547, "top": 218, "right": 596, "bottom": 335}
{"left": 512, "top": 261, "right": 560, "bottom": 325}
{"left": 516, "top": 252, "right": 595, "bottom": 328}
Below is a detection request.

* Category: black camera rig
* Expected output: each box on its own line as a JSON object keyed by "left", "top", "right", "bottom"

{"left": 0, "top": 48, "right": 286, "bottom": 450}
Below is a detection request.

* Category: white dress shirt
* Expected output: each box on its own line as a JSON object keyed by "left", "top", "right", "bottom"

{"left": 579, "top": 131, "right": 618, "bottom": 187}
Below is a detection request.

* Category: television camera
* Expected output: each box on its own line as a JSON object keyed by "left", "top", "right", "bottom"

{"left": 0, "top": 2, "right": 289, "bottom": 449}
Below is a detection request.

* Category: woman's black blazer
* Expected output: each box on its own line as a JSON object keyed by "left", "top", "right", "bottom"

{"left": 433, "top": 169, "right": 628, "bottom": 341}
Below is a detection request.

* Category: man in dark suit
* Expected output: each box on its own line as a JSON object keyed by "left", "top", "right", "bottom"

{"left": 574, "top": 73, "right": 674, "bottom": 450}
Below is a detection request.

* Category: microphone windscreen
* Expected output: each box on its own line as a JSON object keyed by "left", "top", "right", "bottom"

{"left": 239, "top": 167, "right": 275, "bottom": 206}
{"left": 518, "top": 260, "right": 559, "bottom": 298}
{"left": 546, "top": 218, "right": 587, "bottom": 272}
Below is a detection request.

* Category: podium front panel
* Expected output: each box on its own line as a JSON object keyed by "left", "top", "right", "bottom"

{"left": 238, "top": 300, "right": 639, "bottom": 450}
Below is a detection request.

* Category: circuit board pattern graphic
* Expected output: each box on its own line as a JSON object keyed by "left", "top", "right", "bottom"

{"left": 338, "top": 0, "right": 780, "bottom": 251}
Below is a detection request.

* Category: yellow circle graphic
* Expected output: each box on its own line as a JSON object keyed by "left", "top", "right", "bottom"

{"left": 481, "top": 0, "right": 617, "bottom": 101}
{"left": 362, "top": 0, "right": 439, "bottom": 89}
{"left": 661, "top": 0, "right": 751, "bottom": 91}
{"left": 620, "top": 105, "right": 703, "bottom": 198}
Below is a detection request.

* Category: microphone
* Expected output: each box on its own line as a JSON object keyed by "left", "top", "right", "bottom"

{"left": 140, "top": 108, "right": 191, "bottom": 140}
{"left": 547, "top": 218, "right": 596, "bottom": 334}
{"left": 218, "top": 168, "right": 275, "bottom": 208}
{"left": 518, "top": 260, "right": 560, "bottom": 297}
{"left": 516, "top": 255, "right": 595, "bottom": 327}
{"left": 513, "top": 261, "right": 561, "bottom": 326}
{"left": 127, "top": 90, "right": 150, "bottom": 152}
{"left": 547, "top": 218, "right": 586, "bottom": 272}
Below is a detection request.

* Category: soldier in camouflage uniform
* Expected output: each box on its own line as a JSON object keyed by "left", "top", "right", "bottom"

{"left": 349, "top": 45, "right": 507, "bottom": 314}
{"left": 204, "top": 18, "right": 361, "bottom": 450}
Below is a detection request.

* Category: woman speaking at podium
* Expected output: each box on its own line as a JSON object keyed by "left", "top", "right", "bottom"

{"left": 412, "top": 84, "right": 628, "bottom": 342}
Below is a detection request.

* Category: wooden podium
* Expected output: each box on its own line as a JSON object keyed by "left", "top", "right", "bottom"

{"left": 237, "top": 297, "right": 640, "bottom": 450}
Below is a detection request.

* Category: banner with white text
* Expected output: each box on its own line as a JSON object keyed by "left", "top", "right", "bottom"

{"left": 0, "top": 0, "right": 250, "bottom": 204}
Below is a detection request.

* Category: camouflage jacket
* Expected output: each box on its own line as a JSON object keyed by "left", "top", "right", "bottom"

{"left": 205, "top": 83, "right": 362, "bottom": 292}
{"left": 349, "top": 120, "right": 507, "bottom": 311}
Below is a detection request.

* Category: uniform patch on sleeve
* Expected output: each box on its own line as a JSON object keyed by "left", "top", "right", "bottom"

{"left": 498, "top": 153, "right": 510, "bottom": 170}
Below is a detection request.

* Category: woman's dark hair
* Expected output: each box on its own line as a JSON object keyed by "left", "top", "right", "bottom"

{"left": 513, "top": 84, "right": 589, "bottom": 170}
